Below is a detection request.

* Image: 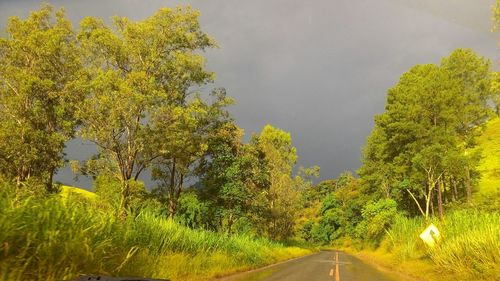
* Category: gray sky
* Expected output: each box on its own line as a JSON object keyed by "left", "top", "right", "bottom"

{"left": 0, "top": 0, "right": 498, "bottom": 189}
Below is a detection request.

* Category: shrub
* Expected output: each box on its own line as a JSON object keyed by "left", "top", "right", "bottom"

{"left": 356, "top": 198, "right": 398, "bottom": 245}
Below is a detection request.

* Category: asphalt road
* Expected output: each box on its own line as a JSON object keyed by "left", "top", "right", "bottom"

{"left": 217, "top": 250, "right": 406, "bottom": 281}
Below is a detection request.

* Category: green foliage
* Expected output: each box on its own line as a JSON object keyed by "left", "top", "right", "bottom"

{"left": 359, "top": 49, "right": 494, "bottom": 218}
{"left": 0, "top": 5, "right": 84, "bottom": 190}
{"left": 175, "top": 191, "right": 207, "bottom": 229}
{"left": 199, "top": 122, "right": 269, "bottom": 234}
{"left": 150, "top": 89, "right": 233, "bottom": 218}
{"left": 355, "top": 199, "right": 398, "bottom": 245}
{"left": 93, "top": 174, "right": 121, "bottom": 206}
{"left": 76, "top": 6, "right": 217, "bottom": 211}
{"left": 311, "top": 194, "right": 340, "bottom": 244}
{"left": 474, "top": 117, "right": 500, "bottom": 209}
{"left": 383, "top": 210, "right": 500, "bottom": 280}
{"left": 256, "top": 125, "right": 301, "bottom": 240}
{"left": 0, "top": 183, "right": 310, "bottom": 281}
{"left": 93, "top": 175, "right": 149, "bottom": 213}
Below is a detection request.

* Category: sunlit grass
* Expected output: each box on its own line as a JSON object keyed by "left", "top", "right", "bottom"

{"left": 59, "top": 185, "right": 98, "bottom": 200}
{"left": 475, "top": 117, "right": 500, "bottom": 207}
{"left": 0, "top": 185, "right": 310, "bottom": 281}
{"left": 383, "top": 210, "right": 500, "bottom": 280}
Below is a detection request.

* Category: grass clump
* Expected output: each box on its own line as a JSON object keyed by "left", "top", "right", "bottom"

{"left": 383, "top": 210, "right": 500, "bottom": 280}
{"left": 0, "top": 184, "right": 310, "bottom": 281}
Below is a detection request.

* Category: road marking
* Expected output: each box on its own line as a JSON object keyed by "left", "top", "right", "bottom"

{"left": 335, "top": 251, "right": 340, "bottom": 281}
{"left": 329, "top": 268, "right": 334, "bottom": 276}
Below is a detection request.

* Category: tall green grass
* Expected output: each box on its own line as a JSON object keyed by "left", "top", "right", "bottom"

{"left": 0, "top": 185, "right": 309, "bottom": 281}
{"left": 383, "top": 210, "right": 500, "bottom": 280}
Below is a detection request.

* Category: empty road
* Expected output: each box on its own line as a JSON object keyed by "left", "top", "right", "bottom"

{"left": 217, "top": 250, "right": 407, "bottom": 281}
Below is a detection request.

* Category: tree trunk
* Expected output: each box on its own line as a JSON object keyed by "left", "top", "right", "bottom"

{"left": 119, "top": 179, "right": 130, "bottom": 217}
{"left": 45, "top": 167, "right": 55, "bottom": 193}
{"left": 430, "top": 190, "right": 435, "bottom": 218}
{"left": 168, "top": 159, "right": 177, "bottom": 218}
{"left": 442, "top": 179, "right": 448, "bottom": 204}
{"left": 436, "top": 180, "right": 444, "bottom": 219}
{"left": 168, "top": 198, "right": 177, "bottom": 218}
{"left": 452, "top": 177, "right": 458, "bottom": 201}
{"left": 227, "top": 212, "right": 234, "bottom": 235}
{"left": 465, "top": 165, "right": 472, "bottom": 202}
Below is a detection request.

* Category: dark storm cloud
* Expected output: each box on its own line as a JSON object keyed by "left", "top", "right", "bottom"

{"left": 0, "top": 0, "right": 498, "bottom": 188}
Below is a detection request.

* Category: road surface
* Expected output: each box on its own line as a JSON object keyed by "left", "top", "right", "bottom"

{"left": 217, "top": 250, "right": 407, "bottom": 281}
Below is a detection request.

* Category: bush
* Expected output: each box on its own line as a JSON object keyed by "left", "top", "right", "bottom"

{"left": 356, "top": 198, "right": 398, "bottom": 245}
{"left": 175, "top": 191, "right": 207, "bottom": 229}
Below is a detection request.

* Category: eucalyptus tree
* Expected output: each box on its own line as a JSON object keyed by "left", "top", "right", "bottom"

{"left": 369, "top": 64, "right": 455, "bottom": 219}
{"left": 490, "top": 72, "right": 500, "bottom": 115}
{"left": 198, "top": 120, "right": 270, "bottom": 234}
{"left": 0, "top": 5, "right": 84, "bottom": 191}
{"left": 76, "top": 7, "right": 215, "bottom": 211}
{"left": 360, "top": 49, "right": 493, "bottom": 218}
{"left": 256, "top": 125, "right": 300, "bottom": 239}
{"left": 441, "top": 49, "right": 492, "bottom": 202}
{"left": 150, "top": 89, "right": 233, "bottom": 218}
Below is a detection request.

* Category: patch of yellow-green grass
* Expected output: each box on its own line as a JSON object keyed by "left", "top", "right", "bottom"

{"left": 59, "top": 185, "right": 97, "bottom": 200}
{"left": 474, "top": 117, "right": 500, "bottom": 208}
{"left": 0, "top": 183, "right": 312, "bottom": 281}
{"left": 476, "top": 117, "right": 500, "bottom": 195}
{"left": 357, "top": 211, "right": 500, "bottom": 281}
{"left": 347, "top": 247, "right": 459, "bottom": 281}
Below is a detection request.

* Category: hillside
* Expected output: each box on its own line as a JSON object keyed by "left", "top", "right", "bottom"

{"left": 60, "top": 185, "right": 97, "bottom": 200}
{"left": 475, "top": 117, "right": 500, "bottom": 206}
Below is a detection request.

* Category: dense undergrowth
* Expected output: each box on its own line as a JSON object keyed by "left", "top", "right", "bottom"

{"left": 387, "top": 210, "right": 500, "bottom": 279}
{"left": 345, "top": 209, "right": 500, "bottom": 281}
{"left": 0, "top": 185, "right": 310, "bottom": 281}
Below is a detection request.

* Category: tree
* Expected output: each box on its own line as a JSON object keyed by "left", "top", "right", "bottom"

{"left": 257, "top": 125, "right": 299, "bottom": 240}
{"left": 0, "top": 5, "right": 84, "bottom": 192}
{"left": 311, "top": 194, "right": 340, "bottom": 244}
{"left": 360, "top": 50, "right": 493, "bottom": 219}
{"left": 198, "top": 121, "right": 269, "bottom": 234}
{"left": 150, "top": 89, "right": 232, "bottom": 218}
{"left": 490, "top": 72, "right": 500, "bottom": 116}
{"left": 355, "top": 198, "right": 397, "bottom": 245}
{"left": 369, "top": 64, "right": 457, "bottom": 218}
{"left": 76, "top": 7, "right": 215, "bottom": 212}
{"left": 441, "top": 49, "right": 492, "bottom": 202}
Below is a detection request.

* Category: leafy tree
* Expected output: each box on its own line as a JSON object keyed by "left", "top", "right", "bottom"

{"left": 175, "top": 191, "right": 208, "bottom": 229}
{"left": 150, "top": 89, "right": 233, "bottom": 217}
{"left": 0, "top": 5, "right": 84, "bottom": 191}
{"left": 199, "top": 122, "right": 269, "bottom": 234}
{"left": 441, "top": 49, "right": 492, "bottom": 202}
{"left": 93, "top": 174, "right": 147, "bottom": 213}
{"left": 256, "top": 125, "right": 299, "bottom": 240}
{"left": 332, "top": 172, "right": 367, "bottom": 236}
{"left": 76, "top": 7, "right": 215, "bottom": 211}
{"left": 311, "top": 194, "right": 340, "bottom": 244}
{"left": 490, "top": 72, "right": 500, "bottom": 116}
{"left": 294, "top": 166, "right": 321, "bottom": 236}
{"left": 360, "top": 50, "right": 493, "bottom": 219}
{"left": 355, "top": 198, "right": 398, "bottom": 245}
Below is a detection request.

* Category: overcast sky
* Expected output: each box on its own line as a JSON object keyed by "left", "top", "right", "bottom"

{"left": 0, "top": 0, "right": 498, "bottom": 189}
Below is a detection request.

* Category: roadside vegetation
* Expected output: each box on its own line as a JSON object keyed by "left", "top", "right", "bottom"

{"left": 1, "top": 2, "right": 500, "bottom": 281}
{"left": 0, "top": 5, "right": 315, "bottom": 281}
{"left": 0, "top": 184, "right": 309, "bottom": 281}
{"left": 291, "top": 3, "right": 500, "bottom": 281}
